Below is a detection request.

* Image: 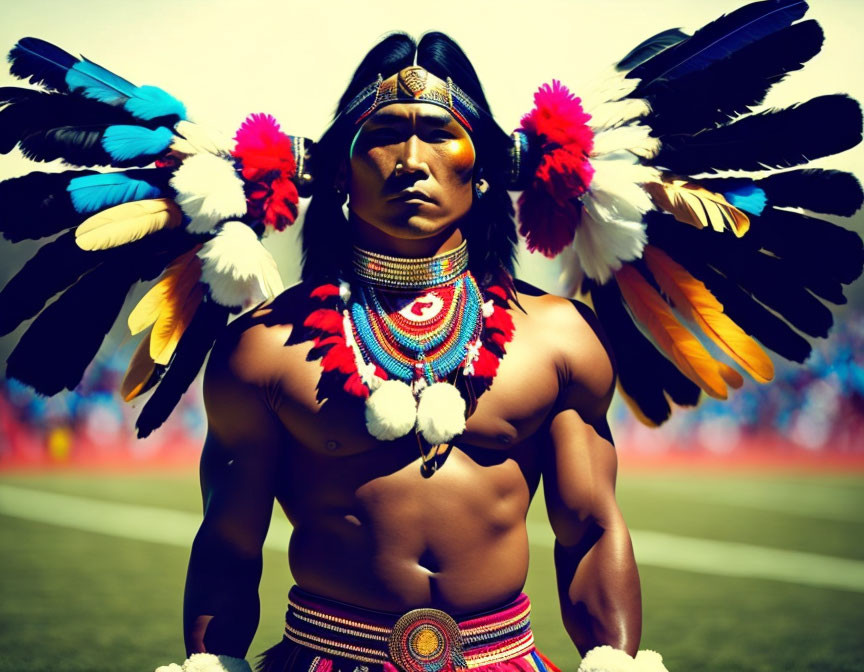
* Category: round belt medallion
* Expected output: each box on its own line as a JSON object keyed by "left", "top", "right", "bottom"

{"left": 388, "top": 608, "right": 467, "bottom": 672}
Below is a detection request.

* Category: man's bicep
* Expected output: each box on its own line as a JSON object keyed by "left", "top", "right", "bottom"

{"left": 196, "top": 338, "right": 285, "bottom": 556}
{"left": 542, "top": 408, "right": 620, "bottom": 548}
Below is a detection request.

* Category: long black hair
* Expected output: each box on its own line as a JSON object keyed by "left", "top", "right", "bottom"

{"left": 301, "top": 32, "right": 518, "bottom": 288}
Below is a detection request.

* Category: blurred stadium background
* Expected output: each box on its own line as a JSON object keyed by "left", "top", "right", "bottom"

{"left": 2, "top": 0, "right": 863, "bottom": 671}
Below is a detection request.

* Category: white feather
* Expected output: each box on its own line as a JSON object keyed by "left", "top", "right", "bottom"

{"left": 575, "top": 199, "right": 647, "bottom": 284}
{"left": 587, "top": 98, "right": 651, "bottom": 132}
{"left": 170, "top": 120, "right": 234, "bottom": 157}
{"left": 591, "top": 123, "right": 660, "bottom": 159}
{"left": 170, "top": 153, "right": 247, "bottom": 234}
{"left": 589, "top": 159, "right": 657, "bottom": 222}
{"left": 198, "top": 221, "right": 284, "bottom": 308}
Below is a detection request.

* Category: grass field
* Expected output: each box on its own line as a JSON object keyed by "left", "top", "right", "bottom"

{"left": 1, "top": 470, "right": 863, "bottom": 672}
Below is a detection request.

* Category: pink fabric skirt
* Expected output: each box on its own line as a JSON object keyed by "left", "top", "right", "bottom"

{"left": 255, "top": 587, "right": 561, "bottom": 672}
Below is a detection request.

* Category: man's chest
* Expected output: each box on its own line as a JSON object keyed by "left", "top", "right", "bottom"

{"left": 269, "top": 313, "right": 562, "bottom": 457}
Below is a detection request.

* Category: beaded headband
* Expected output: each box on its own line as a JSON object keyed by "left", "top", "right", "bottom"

{"left": 340, "top": 66, "right": 482, "bottom": 133}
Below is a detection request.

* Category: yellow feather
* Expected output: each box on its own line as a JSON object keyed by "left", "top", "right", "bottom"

{"left": 120, "top": 331, "right": 156, "bottom": 402}
{"left": 615, "top": 264, "right": 729, "bottom": 399}
{"left": 717, "top": 362, "right": 744, "bottom": 389}
{"left": 128, "top": 247, "right": 201, "bottom": 336}
{"left": 75, "top": 199, "right": 182, "bottom": 251}
{"left": 643, "top": 246, "right": 774, "bottom": 384}
{"left": 644, "top": 176, "right": 750, "bottom": 237}
{"left": 151, "top": 283, "right": 204, "bottom": 365}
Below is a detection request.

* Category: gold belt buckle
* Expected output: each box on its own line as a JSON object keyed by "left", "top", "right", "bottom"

{"left": 388, "top": 608, "right": 467, "bottom": 672}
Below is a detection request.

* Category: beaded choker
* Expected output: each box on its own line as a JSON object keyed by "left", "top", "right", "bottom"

{"left": 351, "top": 240, "right": 469, "bottom": 290}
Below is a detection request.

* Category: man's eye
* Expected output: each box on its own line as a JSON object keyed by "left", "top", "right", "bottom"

{"left": 428, "top": 130, "right": 455, "bottom": 142}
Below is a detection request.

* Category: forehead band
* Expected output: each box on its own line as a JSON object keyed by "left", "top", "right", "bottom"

{"left": 339, "top": 66, "right": 481, "bottom": 133}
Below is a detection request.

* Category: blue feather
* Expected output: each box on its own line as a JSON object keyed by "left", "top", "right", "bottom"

{"left": 67, "top": 172, "right": 162, "bottom": 214}
{"left": 66, "top": 55, "right": 137, "bottom": 105}
{"left": 126, "top": 85, "right": 187, "bottom": 121}
{"left": 724, "top": 184, "right": 767, "bottom": 215}
{"left": 101, "top": 125, "right": 174, "bottom": 161}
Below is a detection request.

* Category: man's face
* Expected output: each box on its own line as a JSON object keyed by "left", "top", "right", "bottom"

{"left": 347, "top": 102, "right": 476, "bottom": 240}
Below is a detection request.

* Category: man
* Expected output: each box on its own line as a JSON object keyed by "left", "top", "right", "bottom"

{"left": 180, "top": 32, "right": 644, "bottom": 672}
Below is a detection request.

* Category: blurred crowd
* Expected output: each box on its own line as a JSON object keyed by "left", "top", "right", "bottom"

{"left": 1, "top": 311, "right": 863, "bottom": 466}
{"left": 611, "top": 311, "right": 864, "bottom": 455}
{"left": 0, "top": 344, "right": 205, "bottom": 467}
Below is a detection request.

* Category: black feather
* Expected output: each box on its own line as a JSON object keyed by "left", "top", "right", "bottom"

{"left": 590, "top": 279, "right": 701, "bottom": 426}
{"left": 136, "top": 298, "right": 229, "bottom": 438}
{"left": 617, "top": 28, "right": 690, "bottom": 73}
{"left": 6, "top": 37, "right": 79, "bottom": 92}
{"left": 0, "top": 230, "right": 104, "bottom": 336}
{"left": 0, "top": 167, "right": 175, "bottom": 242}
{"left": 629, "top": 0, "right": 809, "bottom": 89}
{"left": 656, "top": 94, "right": 863, "bottom": 174}
{"left": 646, "top": 213, "right": 813, "bottom": 362}
{"left": 757, "top": 169, "right": 864, "bottom": 216}
{"left": 749, "top": 208, "right": 864, "bottom": 285}
{"left": 0, "top": 86, "right": 146, "bottom": 154}
{"left": 0, "top": 169, "right": 96, "bottom": 242}
{"left": 5, "top": 259, "right": 140, "bottom": 395}
{"left": 646, "top": 212, "right": 833, "bottom": 337}
{"left": 643, "top": 20, "right": 823, "bottom": 136}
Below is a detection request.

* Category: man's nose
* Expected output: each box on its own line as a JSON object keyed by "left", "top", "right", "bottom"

{"left": 395, "top": 135, "right": 429, "bottom": 176}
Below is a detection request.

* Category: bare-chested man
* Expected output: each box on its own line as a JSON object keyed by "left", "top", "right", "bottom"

{"left": 181, "top": 32, "right": 642, "bottom": 672}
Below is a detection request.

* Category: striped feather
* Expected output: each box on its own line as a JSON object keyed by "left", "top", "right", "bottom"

{"left": 75, "top": 198, "right": 182, "bottom": 250}
{"left": 644, "top": 177, "right": 750, "bottom": 236}
{"left": 614, "top": 263, "right": 729, "bottom": 399}
{"left": 643, "top": 245, "right": 774, "bottom": 383}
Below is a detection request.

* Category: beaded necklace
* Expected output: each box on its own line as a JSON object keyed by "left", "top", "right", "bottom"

{"left": 303, "top": 240, "right": 516, "bottom": 470}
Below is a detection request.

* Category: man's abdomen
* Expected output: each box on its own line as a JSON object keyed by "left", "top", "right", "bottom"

{"left": 278, "top": 442, "right": 539, "bottom": 615}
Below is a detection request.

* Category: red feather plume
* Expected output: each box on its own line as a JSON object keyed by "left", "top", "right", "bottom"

{"left": 517, "top": 81, "right": 595, "bottom": 257}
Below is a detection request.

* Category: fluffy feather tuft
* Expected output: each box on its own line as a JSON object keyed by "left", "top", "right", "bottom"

{"left": 197, "top": 221, "right": 284, "bottom": 308}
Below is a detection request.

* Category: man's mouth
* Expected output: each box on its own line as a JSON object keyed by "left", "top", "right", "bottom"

{"left": 391, "top": 188, "right": 436, "bottom": 204}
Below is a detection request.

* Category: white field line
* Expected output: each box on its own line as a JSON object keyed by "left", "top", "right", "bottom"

{"left": 2, "top": 483, "right": 863, "bottom": 593}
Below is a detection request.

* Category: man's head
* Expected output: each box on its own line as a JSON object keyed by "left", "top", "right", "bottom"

{"left": 302, "top": 32, "right": 517, "bottom": 286}
{"left": 347, "top": 101, "right": 476, "bottom": 242}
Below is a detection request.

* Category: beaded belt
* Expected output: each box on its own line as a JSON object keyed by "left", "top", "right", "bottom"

{"left": 283, "top": 587, "right": 536, "bottom": 672}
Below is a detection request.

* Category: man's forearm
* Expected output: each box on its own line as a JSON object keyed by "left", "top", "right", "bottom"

{"left": 554, "top": 519, "right": 642, "bottom": 657}
{"left": 183, "top": 527, "right": 263, "bottom": 659}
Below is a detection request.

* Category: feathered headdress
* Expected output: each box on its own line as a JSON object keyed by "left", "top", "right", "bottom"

{"left": 0, "top": 38, "right": 312, "bottom": 437}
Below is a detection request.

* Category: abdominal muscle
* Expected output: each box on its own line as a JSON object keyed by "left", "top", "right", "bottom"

{"left": 276, "top": 437, "right": 541, "bottom": 616}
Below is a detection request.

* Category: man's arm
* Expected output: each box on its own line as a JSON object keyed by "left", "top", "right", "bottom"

{"left": 183, "top": 323, "right": 285, "bottom": 659}
{"left": 541, "top": 299, "right": 642, "bottom": 658}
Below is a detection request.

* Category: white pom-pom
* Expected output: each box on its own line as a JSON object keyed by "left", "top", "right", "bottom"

{"left": 198, "top": 221, "right": 284, "bottom": 308}
{"left": 154, "top": 665, "right": 183, "bottom": 672}
{"left": 416, "top": 382, "right": 466, "bottom": 445}
{"left": 181, "top": 652, "right": 252, "bottom": 672}
{"left": 577, "top": 645, "right": 635, "bottom": 672}
{"left": 365, "top": 380, "right": 417, "bottom": 440}
{"left": 170, "top": 153, "right": 247, "bottom": 234}
{"left": 634, "top": 650, "right": 668, "bottom": 672}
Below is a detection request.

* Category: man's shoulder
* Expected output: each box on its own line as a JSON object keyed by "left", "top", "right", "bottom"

{"left": 206, "top": 280, "right": 317, "bottom": 389}
{"left": 511, "top": 278, "right": 616, "bottom": 419}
